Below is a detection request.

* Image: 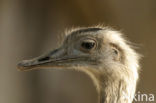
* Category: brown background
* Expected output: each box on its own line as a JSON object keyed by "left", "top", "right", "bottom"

{"left": 0, "top": 0, "right": 156, "bottom": 103}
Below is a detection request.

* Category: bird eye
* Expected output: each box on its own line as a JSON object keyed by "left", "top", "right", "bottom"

{"left": 80, "top": 39, "right": 96, "bottom": 52}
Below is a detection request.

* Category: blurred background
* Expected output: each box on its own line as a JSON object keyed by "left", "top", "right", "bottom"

{"left": 0, "top": 0, "right": 156, "bottom": 103}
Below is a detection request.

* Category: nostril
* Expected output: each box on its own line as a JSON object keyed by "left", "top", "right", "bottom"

{"left": 38, "top": 56, "right": 50, "bottom": 62}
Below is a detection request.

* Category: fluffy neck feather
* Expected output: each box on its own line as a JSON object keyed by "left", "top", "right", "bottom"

{"left": 82, "top": 67, "right": 138, "bottom": 103}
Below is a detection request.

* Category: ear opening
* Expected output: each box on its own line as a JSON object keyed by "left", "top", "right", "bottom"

{"left": 109, "top": 43, "right": 123, "bottom": 62}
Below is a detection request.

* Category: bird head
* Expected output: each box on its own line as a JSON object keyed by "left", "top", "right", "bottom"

{"left": 18, "top": 27, "right": 126, "bottom": 71}
{"left": 18, "top": 27, "right": 140, "bottom": 78}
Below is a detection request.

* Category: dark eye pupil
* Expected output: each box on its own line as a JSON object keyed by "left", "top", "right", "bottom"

{"left": 81, "top": 42, "right": 95, "bottom": 49}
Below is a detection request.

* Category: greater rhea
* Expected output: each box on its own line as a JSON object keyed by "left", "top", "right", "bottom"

{"left": 18, "top": 26, "right": 141, "bottom": 103}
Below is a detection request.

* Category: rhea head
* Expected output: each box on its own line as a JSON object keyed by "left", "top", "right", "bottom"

{"left": 18, "top": 27, "right": 140, "bottom": 103}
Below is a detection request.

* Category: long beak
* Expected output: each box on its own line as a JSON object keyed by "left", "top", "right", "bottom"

{"left": 17, "top": 48, "right": 73, "bottom": 71}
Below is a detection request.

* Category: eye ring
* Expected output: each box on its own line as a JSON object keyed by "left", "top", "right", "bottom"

{"left": 80, "top": 39, "right": 97, "bottom": 52}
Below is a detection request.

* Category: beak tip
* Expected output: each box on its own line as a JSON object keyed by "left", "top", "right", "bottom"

{"left": 17, "top": 60, "right": 31, "bottom": 71}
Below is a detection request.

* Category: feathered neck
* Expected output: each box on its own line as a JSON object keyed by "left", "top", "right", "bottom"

{"left": 83, "top": 68, "right": 138, "bottom": 103}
